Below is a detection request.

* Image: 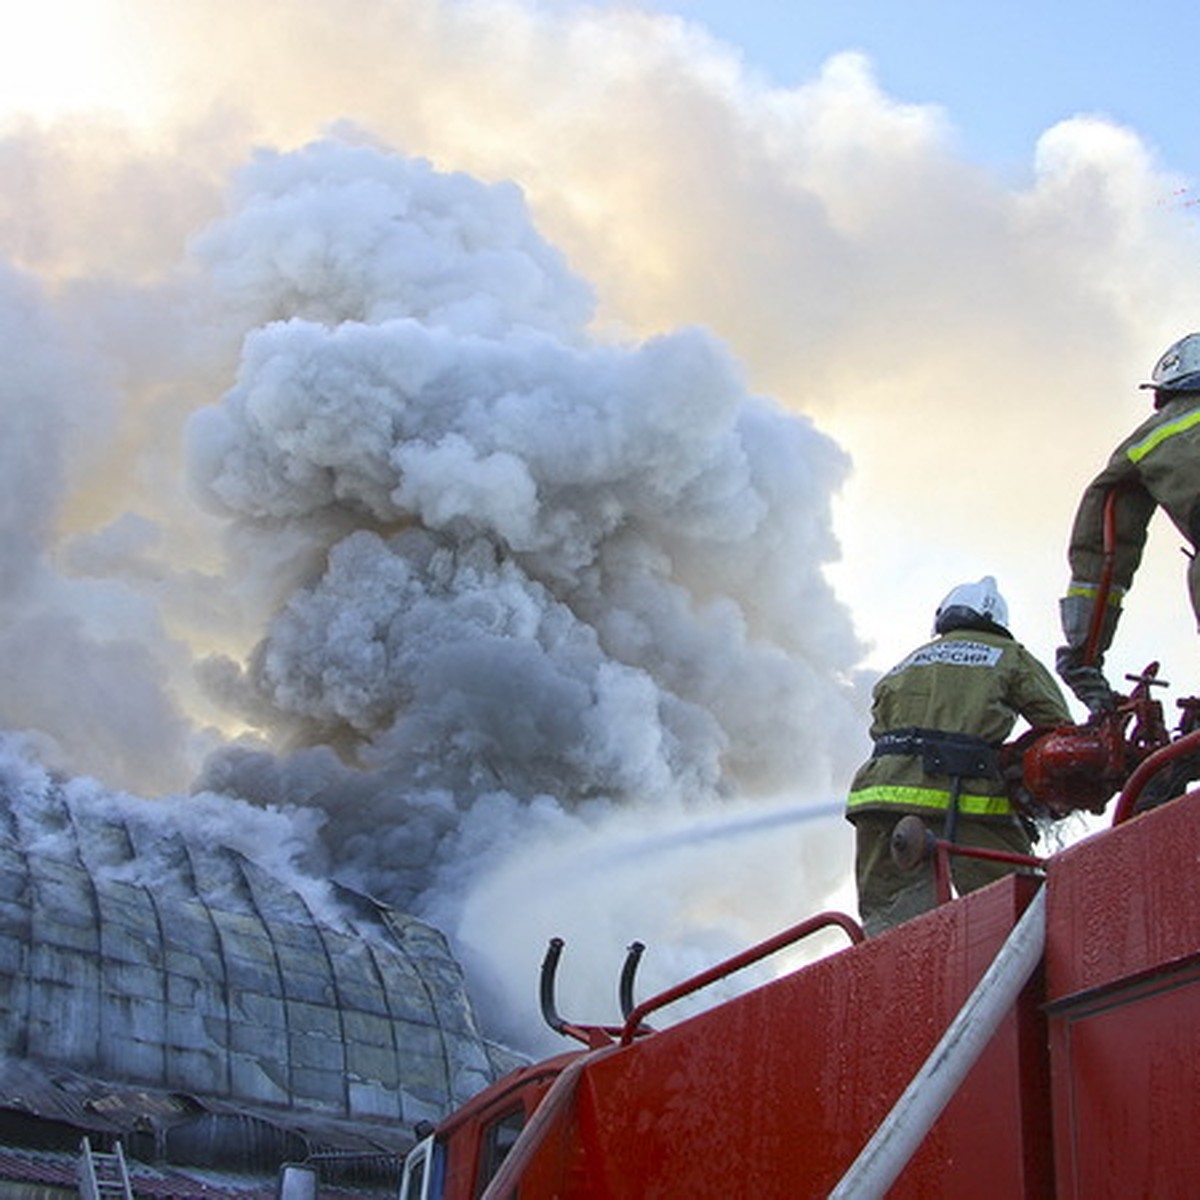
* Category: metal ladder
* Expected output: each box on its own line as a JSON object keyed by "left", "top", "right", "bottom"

{"left": 78, "top": 1137, "right": 135, "bottom": 1200}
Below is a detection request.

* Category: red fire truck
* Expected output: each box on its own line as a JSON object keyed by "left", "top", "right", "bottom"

{"left": 399, "top": 665, "right": 1200, "bottom": 1198}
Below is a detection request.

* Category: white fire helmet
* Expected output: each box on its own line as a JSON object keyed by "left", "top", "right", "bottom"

{"left": 934, "top": 575, "right": 1009, "bottom": 632}
{"left": 1141, "top": 332, "right": 1200, "bottom": 396}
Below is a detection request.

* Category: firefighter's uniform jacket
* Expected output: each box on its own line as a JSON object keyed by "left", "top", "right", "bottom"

{"left": 846, "top": 628, "right": 1071, "bottom": 821}
{"left": 1065, "top": 390, "right": 1200, "bottom": 633}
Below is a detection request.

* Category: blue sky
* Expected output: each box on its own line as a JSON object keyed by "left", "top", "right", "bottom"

{"left": 650, "top": 1, "right": 1199, "bottom": 186}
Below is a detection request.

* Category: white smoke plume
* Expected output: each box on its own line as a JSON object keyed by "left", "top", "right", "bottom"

{"left": 179, "top": 141, "right": 865, "bottom": 1044}
{"left": 0, "top": 127, "right": 865, "bottom": 1051}
{"left": 3, "top": 0, "right": 1199, "bottom": 1053}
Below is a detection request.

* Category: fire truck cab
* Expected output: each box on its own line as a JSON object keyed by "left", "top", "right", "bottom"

{"left": 398, "top": 1056, "right": 574, "bottom": 1200}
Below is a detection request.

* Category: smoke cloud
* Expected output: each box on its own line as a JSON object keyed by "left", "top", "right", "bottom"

{"left": 2, "top": 0, "right": 1199, "bottom": 1051}
{"left": 0, "top": 126, "right": 864, "bottom": 1050}
{"left": 179, "top": 142, "right": 864, "bottom": 1044}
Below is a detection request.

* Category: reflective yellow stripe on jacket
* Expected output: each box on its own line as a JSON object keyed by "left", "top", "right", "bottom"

{"left": 1126, "top": 406, "right": 1200, "bottom": 463}
{"left": 846, "top": 784, "right": 1014, "bottom": 818}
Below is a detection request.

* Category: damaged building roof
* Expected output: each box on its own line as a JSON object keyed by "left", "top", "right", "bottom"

{"left": 0, "top": 763, "right": 522, "bottom": 1167}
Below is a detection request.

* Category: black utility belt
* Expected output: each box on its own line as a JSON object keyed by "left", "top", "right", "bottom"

{"left": 872, "top": 727, "right": 1000, "bottom": 779}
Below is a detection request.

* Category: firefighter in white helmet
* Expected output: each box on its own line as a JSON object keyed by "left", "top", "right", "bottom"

{"left": 846, "top": 577, "right": 1070, "bottom": 937}
{"left": 1058, "top": 332, "right": 1200, "bottom": 713}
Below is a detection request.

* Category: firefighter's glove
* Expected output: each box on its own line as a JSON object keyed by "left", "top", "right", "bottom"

{"left": 1056, "top": 650, "right": 1116, "bottom": 716}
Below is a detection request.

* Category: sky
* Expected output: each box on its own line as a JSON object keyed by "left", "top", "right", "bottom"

{"left": 648, "top": 2, "right": 1200, "bottom": 185}
{"left": 1, "top": 0, "right": 1199, "bottom": 1054}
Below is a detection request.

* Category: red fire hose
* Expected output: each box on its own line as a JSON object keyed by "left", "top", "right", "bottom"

{"left": 1081, "top": 487, "right": 1122, "bottom": 667}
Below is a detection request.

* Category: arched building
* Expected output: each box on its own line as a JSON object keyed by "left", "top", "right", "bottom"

{"left": 0, "top": 756, "right": 519, "bottom": 1190}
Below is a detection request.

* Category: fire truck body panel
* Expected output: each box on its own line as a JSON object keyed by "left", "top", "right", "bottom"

{"left": 564, "top": 874, "right": 1047, "bottom": 1198}
{"left": 404, "top": 789, "right": 1200, "bottom": 1199}
{"left": 1044, "top": 790, "right": 1200, "bottom": 1198}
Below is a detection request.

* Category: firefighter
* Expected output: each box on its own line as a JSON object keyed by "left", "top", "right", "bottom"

{"left": 846, "top": 577, "right": 1071, "bottom": 936}
{"left": 1057, "top": 332, "right": 1200, "bottom": 713}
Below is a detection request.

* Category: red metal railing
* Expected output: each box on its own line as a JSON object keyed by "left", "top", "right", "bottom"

{"left": 1111, "top": 727, "right": 1200, "bottom": 824}
{"left": 619, "top": 910, "right": 864, "bottom": 1045}
{"left": 932, "top": 842, "right": 1046, "bottom": 906}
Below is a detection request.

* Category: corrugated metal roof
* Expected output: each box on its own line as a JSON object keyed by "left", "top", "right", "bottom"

{"left": 0, "top": 767, "right": 523, "bottom": 1163}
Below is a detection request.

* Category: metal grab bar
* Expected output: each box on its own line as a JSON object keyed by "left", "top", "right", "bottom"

{"left": 618, "top": 940, "right": 646, "bottom": 1020}
{"left": 1111, "top": 726, "right": 1200, "bottom": 823}
{"left": 539, "top": 937, "right": 634, "bottom": 1047}
{"left": 619, "top": 910, "right": 864, "bottom": 1045}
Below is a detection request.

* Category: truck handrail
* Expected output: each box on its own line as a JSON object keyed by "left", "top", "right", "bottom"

{"left": 1111, "top": 726, "right": 1200, "bottom": 824}
{"left": 619, "top": 910, "right": 864, "bottom": 1046}
{"left": 540, "top": 937, "right": 637, "bottom": 1046}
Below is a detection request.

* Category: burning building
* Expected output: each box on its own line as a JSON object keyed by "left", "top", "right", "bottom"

{"left": 0, "top": 738, "right": 519, "bottom": 1191}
